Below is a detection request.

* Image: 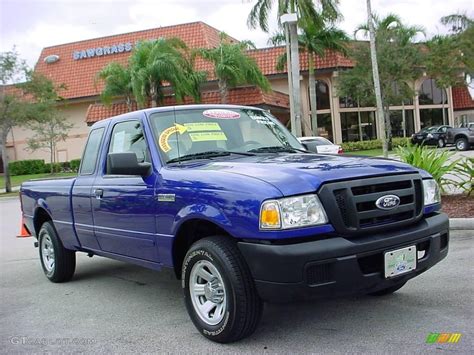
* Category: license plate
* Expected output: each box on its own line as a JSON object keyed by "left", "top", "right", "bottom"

{"left": 384, "top": 245, "right": 416, "bottom": 278}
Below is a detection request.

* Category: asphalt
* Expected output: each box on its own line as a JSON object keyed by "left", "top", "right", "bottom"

{"left": 0, "top": 198, "right": 473, "bottom": 354}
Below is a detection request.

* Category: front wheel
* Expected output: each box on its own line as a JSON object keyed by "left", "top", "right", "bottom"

{"left": 437, "top": 138, "right": 445, "bottom": 148}
{"left": 39, "top": 221, "right": 76, "bottom": 283}
{"left": 455, "top": 137, "right": 469, "bottom": 151}
{"left": 182, "top": 236, "right": 263, "bottom": 343}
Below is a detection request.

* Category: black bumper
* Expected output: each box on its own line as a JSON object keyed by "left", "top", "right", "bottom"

{"left": 238, "top": 213, "right": 449, "bottom": 302}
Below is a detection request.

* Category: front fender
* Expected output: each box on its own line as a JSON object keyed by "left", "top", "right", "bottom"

{"left": 172, "top": 203, "right": 233, "bottom": 236}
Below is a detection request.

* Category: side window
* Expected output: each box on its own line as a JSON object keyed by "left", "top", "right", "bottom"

{"left": 108, "top": 120, "right": 149, "bottom": 163}
{"left": 80, "top": 128, "right": 104, "bottom": 175}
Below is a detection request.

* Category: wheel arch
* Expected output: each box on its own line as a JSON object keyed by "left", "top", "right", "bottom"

{"left": 33, "top": 206, "right": 53, "bottom": 236}
{"left": 172, "top": 218, "right": 232, "bottom": 279}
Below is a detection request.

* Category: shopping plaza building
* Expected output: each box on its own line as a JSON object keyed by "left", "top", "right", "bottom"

{"left": 5, "top": 21, "right": 474, "bottom": 162}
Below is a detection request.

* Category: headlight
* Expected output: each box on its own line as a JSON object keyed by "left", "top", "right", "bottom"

{"left": 427, "top": 133, "right": 434, "bottom": 139}
{"left": 423, "top": 179, "right": 441, "bottom": 206}
{"left": 260, "top": 194, "right": 328, "bottom": 230}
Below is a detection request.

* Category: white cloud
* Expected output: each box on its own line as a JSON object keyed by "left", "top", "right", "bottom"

{"left": 1, "top": 0, "right": 473, "bottom": 68}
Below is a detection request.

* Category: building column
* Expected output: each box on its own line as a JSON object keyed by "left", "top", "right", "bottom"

{"left": 329, "top": 75, "right": 343, "bottom": 144}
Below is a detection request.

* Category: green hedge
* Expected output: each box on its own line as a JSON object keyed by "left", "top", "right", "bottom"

{"left": 8, "top": 159, "right": 81, "bottom": 175}
{"left": 9, "top": 160, "right": 46, "bottom": 175}
{"left": 70, "top": 159, "right": 81, "bottom": 172}
{"left": 341, "top": 138, "right": 410, "bottom": 152}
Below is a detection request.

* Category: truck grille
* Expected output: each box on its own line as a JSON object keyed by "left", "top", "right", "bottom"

{"left": 318, "top": 174, "right": 423, "bottom": 235}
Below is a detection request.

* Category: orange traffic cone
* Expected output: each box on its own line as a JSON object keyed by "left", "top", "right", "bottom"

{"left": 17, "top": 218, "right": 32, "bottom": 238}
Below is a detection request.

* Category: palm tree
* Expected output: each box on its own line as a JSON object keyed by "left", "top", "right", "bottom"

{"left": 129, "top": 38, "right": 204, "bottom": 108}
{"left": 247, "top": 0, "right": 341, "bottom": 32}
{"left": 355, "top": 11, "right": 425, "bottom": 154}
{"left": 270, "top": 22, "right": 348, "bottom": 135}
{"left": 193, "top": 33, "right": 271, "bottom": 104}
{"left": 97, "top": 62, "right": 134, "bottom": 111}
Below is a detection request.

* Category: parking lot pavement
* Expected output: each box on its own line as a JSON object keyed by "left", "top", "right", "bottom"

{"left": 1, "top": 198, "right": 473, "bottom": 353}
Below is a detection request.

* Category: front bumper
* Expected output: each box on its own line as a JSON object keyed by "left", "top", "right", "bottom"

{"left": 238, "top": 212, "right": 449, "bottom": 302}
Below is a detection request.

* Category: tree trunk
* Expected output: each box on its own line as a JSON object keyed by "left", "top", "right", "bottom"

{"left": 218, "top": 79, "right": 229, "bottom": 104}
{"left": 50, "top": 140, "right": 54, "bottom": 174}
{"left": 384, "top": 104, "right": 392, "bottom": 151}
{"left": 308, "top": 54, "right": 318, "bottom": 136}
{"left": 366, "top": 0, "right": 388, "bottom": 157}
{"left": 126, "top": 96, "right": 132, "bottom": 112}
{"left": 1, "top": 131, "right": 12, "bottom": 193}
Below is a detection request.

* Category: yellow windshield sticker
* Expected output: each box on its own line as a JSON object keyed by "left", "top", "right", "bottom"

{"left": 158, "top": 123, "right": 187, "bottom": 152}
{"left": 189, "top": 131, "right": 227, "bottom": 142}
{"left": 184, "top": 122, "right": 221, "bottom": 132}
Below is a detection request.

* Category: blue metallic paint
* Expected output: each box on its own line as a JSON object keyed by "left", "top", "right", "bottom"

{"left": 19, "top": 105, "right": 439, "bottom": 270}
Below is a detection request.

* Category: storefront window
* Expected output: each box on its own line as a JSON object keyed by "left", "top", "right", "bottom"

{"left": 316, "top": 81, "right": 330, "bottom": 110}
{"left": 390, "top": 110, "right": 415, "bottom": 137}
{"left": 339, "top": 96, "right": 359, "bottom": 108}
{"left": 419, "top": 79, "right": 447, "bottom": 105}
{"left": 420, "top": 108, "right": 449, "bottom": 128}
{"left": 314, "top": 113, "right": 333, "bottom": 141}
{"left": 341, "top": 111, "right": 376, "bottom": 141}
{"left": 389, "top": 82, "right": 413, "bottom": 105}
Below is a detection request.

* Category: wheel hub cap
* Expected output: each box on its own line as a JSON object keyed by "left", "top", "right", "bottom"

{"left": 189, "top": 260, "right": 227, "bottom": 326}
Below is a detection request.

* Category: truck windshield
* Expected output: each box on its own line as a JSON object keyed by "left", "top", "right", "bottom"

{"left": 149, "top": 108, "right": 304, "bottom": 163}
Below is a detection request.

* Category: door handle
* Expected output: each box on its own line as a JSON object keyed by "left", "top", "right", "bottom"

{"left": 94, "top": 189, "right": 103, "bottom": 199}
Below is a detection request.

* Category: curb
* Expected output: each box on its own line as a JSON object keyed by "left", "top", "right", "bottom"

{"left": 449, "top": 218, "right": 474, "bottom": 231}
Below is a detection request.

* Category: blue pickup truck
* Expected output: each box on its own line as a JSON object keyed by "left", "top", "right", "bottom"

{"left": 20, "top": 105, "right": 449, "bottom": 343}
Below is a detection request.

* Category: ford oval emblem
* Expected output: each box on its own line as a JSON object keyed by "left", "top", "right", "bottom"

{"left": 375, "top": 195, "right": 400, "bottom": 210}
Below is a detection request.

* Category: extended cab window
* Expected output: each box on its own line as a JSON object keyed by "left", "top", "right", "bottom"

{"left": 80, "top": 128, "right": 104, "bottom": 175}
{"left": 108, "top": 120, "right": 149, "bottom": 164}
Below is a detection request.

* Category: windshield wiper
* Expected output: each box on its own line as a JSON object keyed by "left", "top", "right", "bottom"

{"left": 167, "top": 150, "right": 255, "bottom": 164}
{"left": 247, "top": 146, "right": 308, "bottom": 154}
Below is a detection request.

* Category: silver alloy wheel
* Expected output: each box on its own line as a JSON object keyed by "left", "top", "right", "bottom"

{"left": 41, "top": 233, "right": 55, "bottom": 273}
{"left": 189, "top": 260, "right": 227, "bottom": 326}
{"left": 456, "top": 139, "right": 466, "bottom": 150}
{"left": 438, "top": 138, "right": 444, "bottom": 148}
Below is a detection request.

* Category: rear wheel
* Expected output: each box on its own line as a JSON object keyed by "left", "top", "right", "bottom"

{"left": 455, "top": 137, "right": 468, "bottom": 151}
{"left": 182, "top": 236, "right": 263, "bottom": 343}
{"left": 39, "top": 221, "right": 76, "bottom": 283}
{"left": 368, "top": 281, "right": 406, "bottom": 296}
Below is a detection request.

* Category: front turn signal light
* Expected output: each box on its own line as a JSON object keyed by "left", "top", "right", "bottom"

{"left": 260, "top": 200, "right": 281, "bottom": 229}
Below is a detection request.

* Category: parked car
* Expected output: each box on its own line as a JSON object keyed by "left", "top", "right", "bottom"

{"left": 411, "top": 125, "right": 452, "bottom": 148}
{"left": 298, "top": 136, "right": 343, "bottom": 154}
{"left": 19, "top": 105, "right": 449, "bottom": 343}
{"left": 446, "top": 125, "right": 474, "bottom": 151}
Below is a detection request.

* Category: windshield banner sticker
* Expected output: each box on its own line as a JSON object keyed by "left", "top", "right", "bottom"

{"left": 189, "top": 131, "right": 227, "bottom": 142}
{"left": 159, "top": 123, "right": 187, "bottom": 152}
{"left": 184, "top": 122, "right": 222, "bottom": 132}
{"left": 203, "top": 109, "right": 240, "bottom": 119}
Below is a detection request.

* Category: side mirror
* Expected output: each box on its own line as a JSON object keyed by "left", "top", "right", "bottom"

{"left": 107, "top": 152, "right": 151, "bottom": 176}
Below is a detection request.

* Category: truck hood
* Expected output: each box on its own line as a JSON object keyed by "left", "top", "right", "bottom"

{"left": 176, "top": 153, "right": 425, "bottom": 196}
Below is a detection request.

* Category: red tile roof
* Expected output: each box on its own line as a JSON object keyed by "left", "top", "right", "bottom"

{"left": 85, "top": 87, "right": 289, "bottom": 124}
{"left": 34, "top": 21, "right": 353, "bottom": 101}
{"left": 452, "top": 86, "right": 474, "bottom": 110}
{"left": 34, "top": 22, "right": 233, "bottom": 100}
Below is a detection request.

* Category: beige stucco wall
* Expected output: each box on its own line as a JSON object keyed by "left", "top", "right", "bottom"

{"left": 7, "top": 102, "right": 91, "bottom": 162}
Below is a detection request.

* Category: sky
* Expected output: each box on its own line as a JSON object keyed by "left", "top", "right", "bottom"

{"left": 1, "top": 0, "right": 473, "bottom": 68}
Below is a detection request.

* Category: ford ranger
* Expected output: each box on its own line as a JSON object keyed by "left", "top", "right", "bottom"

{"left": 19, "top": 105, "right": 449, "bottom": 343}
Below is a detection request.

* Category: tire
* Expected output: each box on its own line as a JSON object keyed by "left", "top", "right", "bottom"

{"left": 38, "top": 221, "right": 76, "bottom": 283}
{"left": 368, "top": 281, "right": 406, "bottom": 296}
{"left": 437, "top": 138, "right": 445, "bottom": 148}
{"left": 182, "top": 236, "right": 263, "bottom": 343}
{"left": 455, "top": 137, "right": 469, "bottom": 151}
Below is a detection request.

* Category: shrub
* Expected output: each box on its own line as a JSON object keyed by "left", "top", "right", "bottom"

{"left": 341, "top": 138, "right": 410, "bottom": 152}
{"left": 395, "top": 143, "right": 459, "bottom": 191}
{"left": 446, "top": 158, "right": 473, "bottom": 196}
{"left": 70, "top": 159, "right": 81, "bottom": 172}
{"left": 43, "top": 162, "right": 63, "bottom": 174}
{"left": 9, "top": 160, "right": 46, "bottom": 175}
